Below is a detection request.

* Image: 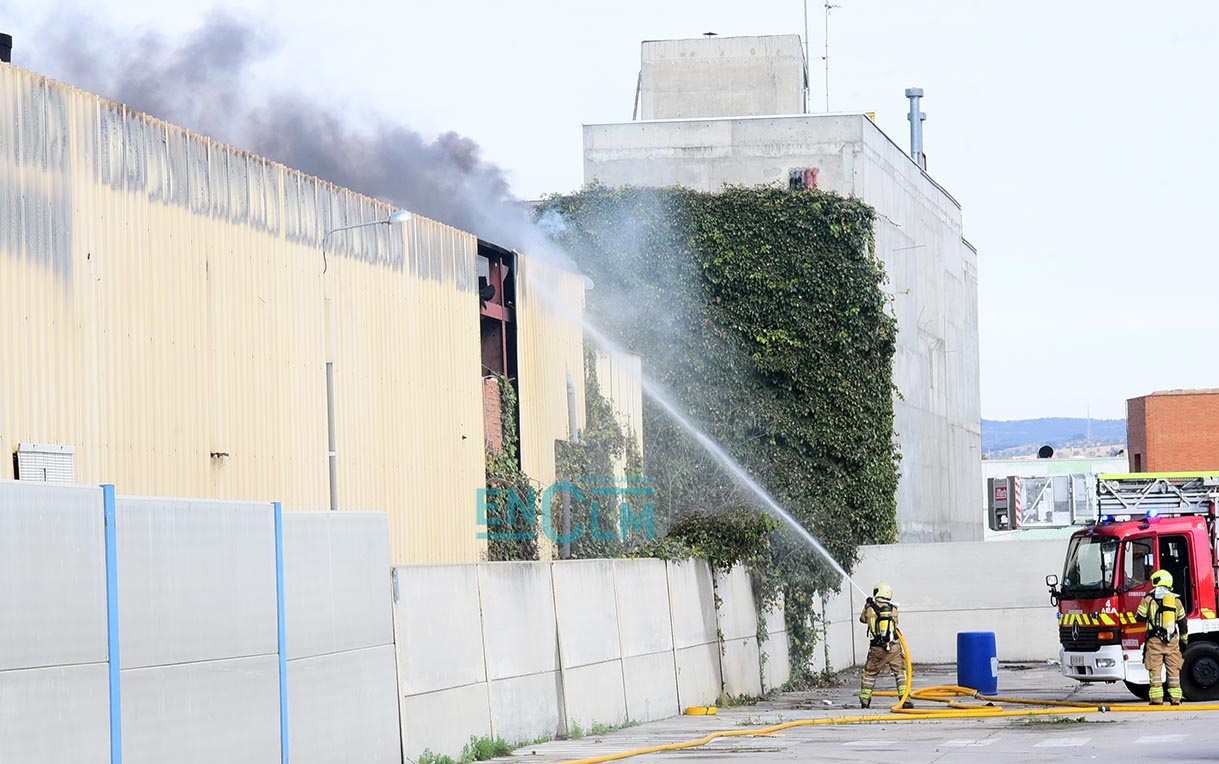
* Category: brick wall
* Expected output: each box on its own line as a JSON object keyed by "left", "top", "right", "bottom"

{"left": 1126, "top": 396, "right": 1147, "bottom": 472}
{"left": 1127, "top": 391, "right": 1219, "bottom": 472}
{"left": 483, "top": 376, "right": 504, "bottom": 454}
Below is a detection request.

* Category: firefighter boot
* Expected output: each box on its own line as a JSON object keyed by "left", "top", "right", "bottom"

{"left": 1168, "top": 686, "right": 1183, "bottom": 706}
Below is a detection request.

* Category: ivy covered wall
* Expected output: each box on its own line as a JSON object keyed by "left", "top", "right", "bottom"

{"left": 538, "top": 185, "right": 901, "bottom": 683}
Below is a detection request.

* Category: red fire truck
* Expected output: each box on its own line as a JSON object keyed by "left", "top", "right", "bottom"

{"left": 1046, "top": 473, "right": 1219, "bottom": 700}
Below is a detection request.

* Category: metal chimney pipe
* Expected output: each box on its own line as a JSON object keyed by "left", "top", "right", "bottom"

{"left": 0, "top": 33, "right": 12, "bottom": 64}
{"left": 905, "top": 87, "right": 926, "bottom": 171}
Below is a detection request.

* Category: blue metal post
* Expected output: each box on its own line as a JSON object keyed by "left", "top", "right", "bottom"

{"left": 274, "top": 502, "right": 289, "bottom": 763}
{"left": 102, "top": 484, "right": 122, "bottom": 764}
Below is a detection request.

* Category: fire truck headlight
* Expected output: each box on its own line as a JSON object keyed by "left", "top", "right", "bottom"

{"left": 1096, "top": 658, "right": 1116, "bottom": 668}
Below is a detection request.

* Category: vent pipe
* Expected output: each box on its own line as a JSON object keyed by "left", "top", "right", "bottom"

{"left": 905, "top": 87, "right": 926, "bottom": 171}
{"left": 1, "top": 33, "right": 11, "bottom": 64}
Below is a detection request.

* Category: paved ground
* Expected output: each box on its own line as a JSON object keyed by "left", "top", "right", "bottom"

{"left": 504, "top": 664, "right": 1219, "bottom": 764}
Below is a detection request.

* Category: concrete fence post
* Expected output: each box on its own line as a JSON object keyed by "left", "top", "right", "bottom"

{"left": 273, "top": 502, "right": 289, "bottom": 764}
{"left": 102, "top": 484, "right": 123, "bottom": 764}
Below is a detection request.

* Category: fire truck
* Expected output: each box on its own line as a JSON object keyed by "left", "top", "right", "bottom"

{"left": 1046, "top": 473, "right": 1219, "bottom": 700}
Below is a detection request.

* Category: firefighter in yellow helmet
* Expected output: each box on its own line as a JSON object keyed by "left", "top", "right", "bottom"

{"left": 859, "top": 582, "right": 912, "bottom": 709}
{"left": 1136, "top": 569, "right": 1188, "bottom": 705}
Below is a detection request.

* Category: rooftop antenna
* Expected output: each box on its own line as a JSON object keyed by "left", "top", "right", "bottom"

{"left": 823, "top": 2, "right": 840, "bottom": 111}
{"left": 803, "top": 1, "right": 811, "bottom": 113}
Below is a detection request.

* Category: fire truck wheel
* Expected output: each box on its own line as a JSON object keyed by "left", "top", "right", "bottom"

{"left": 1123, "top": 681, "right": 1150, "bottom": 700}
{"left": 1181, "top": 642, "right": 1219, "bottom": 701}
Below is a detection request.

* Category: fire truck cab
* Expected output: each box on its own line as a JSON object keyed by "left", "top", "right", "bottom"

{"left": 1046, "top": 473, "right": 1219, "bottom": 700}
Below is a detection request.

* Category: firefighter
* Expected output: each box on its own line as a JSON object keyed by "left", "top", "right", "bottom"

{"left": 1136, "top": 569, "right": 1188, "bottom": 705}
{"left": 859, "top": 582, "right": 912, "bottom": 709}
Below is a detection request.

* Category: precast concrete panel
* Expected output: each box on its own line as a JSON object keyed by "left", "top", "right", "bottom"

{"left": 478, "top": 563, "right": 559, "bottom": 680}
{"left": 553, "top": 559, "right": 621, "bottom": 668}
{"left": 760, "top": 597, "right": 791, "bottom": 690}
{"left": 762, "top": 630, "right": 791, "bottom": 690}
{"left": 621, "top": 652, "right": 679, "bottom": 722}
{"left": 0, "top": 481, "right": 107, "bottom": 669}
{"left": 666, "top": 560, "right": 717, "bottom": 649}
{"left": 720, "top": 636, "right": 763, "bottom": 698}
{"left": 673, "top": 642, "right": 721, "bottom": 709}
{"left": 395, "top": 564, "right": 488, "bottom": 694}
{"left": 120, "top": 655, "right": 281, "bottom": 764}
{"left": 283, "top": 511, "right": 393, "bottom": 660}
{"left": 823, "top": 588, "right": 858, "bottom": 671}
{"left": 401, "top": 683, "right": 492, "bottom": 761}
{"left": 561, "top": 661, "right": 627, "bottom": 730}
{"left": 287, "top": 645, "right": 401, "bottom": 764}
{"left": 0, "top": 663, "right": 109, "bottom": 764}
{"left": 714, "top": 565, "right": 758, "bottom": 642}
{"left": 613, "top": 559, "right": 674, "bottom": 656}
{"left": 488, "top": 672, "right": 562, "bottom": 745}
{"left": 117, "top": 497, "right": 277, "bottom": 668}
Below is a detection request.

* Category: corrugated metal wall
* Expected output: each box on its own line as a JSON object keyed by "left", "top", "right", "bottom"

{"left": 514, "top": 255, "right": 587, "bottom": 558}
{"left": 0, "top": 65, "right": 501, "bottom": 563}
{"left": 595, "top": 349, "right": 644, "bottom": 477}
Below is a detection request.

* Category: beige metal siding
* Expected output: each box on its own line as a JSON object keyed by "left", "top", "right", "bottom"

{"left": 514, "top": 255, "right": 587, "bottom": 556}
{"left": 595, "top": 349, "right": 644, "bottom": 477}
{"left": 0, "top": 65, "right": 486, "bottom": 563}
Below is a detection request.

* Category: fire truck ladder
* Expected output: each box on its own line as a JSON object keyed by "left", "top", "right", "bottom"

{"left": 1096, "top": 473, "right": 1219, "bottom": 519}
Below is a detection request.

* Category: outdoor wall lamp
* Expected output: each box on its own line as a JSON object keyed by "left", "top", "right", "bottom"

{"left": 320, "top": 209, "right": 413, "bottom": 273}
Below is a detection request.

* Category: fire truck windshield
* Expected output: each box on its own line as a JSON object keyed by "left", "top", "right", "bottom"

{"left": 1060, "top": 535, "right": 1119, "bottom": 598}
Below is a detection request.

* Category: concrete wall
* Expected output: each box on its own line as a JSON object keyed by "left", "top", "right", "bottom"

{"left": 117, "top": 497, "right": 281, "bottom": 764}
{"left": 584, "top": 113, "right": 982, "bottom": 543}
{"left": 761, "top": 596, "right": 791, "bottom": 691}
{"left": 666, "top": 559, "right": 723, "bottom": 709}
{"left": 613, "top": 559, "right": 679, "bottom": 722}
{"left": 639, "top": 35, "right": 806, "bottom": 120}
{"left": 0, "top": 482, "right": 109, "bottom": 764}
{"left": 0, "top": 480, "right": 400, "bottom": 763}
{"left": 395, "top": 558, "right": 786, "bottom": 759}
{"left": 283, "top": 512, "right": 400, "bottom": 764}
{"left": 714, "top": 566, "right": 762, "bottom": 698}
{"left": 814, "top": 540, "right": 1065, "bottom": 673}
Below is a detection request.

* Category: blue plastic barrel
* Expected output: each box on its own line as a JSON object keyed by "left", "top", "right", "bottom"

{"left": 957, "top": 631, "right": 998, "bottom": 695}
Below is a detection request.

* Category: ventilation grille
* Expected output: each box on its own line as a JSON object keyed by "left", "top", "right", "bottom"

{"left": 15, "top": 443, "right": 76, "bottom": 484}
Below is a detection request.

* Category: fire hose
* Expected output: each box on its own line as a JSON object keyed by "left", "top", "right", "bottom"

{"left": 554, "top": 629, "right": 1219, "bottom": 764}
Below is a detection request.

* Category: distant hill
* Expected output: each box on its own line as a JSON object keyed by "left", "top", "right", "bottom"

{"left": 982, "top": 417, "right": 1126, "bottom": 457}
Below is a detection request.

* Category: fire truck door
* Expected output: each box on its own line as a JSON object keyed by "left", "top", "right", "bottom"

{"left": 1159, "top": 535, "right": 1194, "bottom": 614}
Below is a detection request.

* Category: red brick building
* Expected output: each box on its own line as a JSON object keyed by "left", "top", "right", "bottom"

{"left": 1127, "top": 388, "right": 1219, "bottom": 472}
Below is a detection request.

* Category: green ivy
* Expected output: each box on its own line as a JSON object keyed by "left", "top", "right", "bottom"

{"left": 485, "top": 375, "right": 539, "bottom": 562}
{"left": 555, "top": 343, "right": 646, "bottom": 559}
{"left": 538, "top": 184, "right": 900, "bottom": 684}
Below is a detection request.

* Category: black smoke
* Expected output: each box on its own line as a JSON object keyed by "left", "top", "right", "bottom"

{"left": 30, "top": 10, "right": 555, "bottom": 255}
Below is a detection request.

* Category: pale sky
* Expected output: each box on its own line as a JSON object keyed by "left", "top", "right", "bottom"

{"left": 6, "top": 1, "right": 1217, "bottom": 420}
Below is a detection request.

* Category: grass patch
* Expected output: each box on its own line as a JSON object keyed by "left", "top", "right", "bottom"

{"left": 563, "top": 719, "right": 641, "bottom": 740}
{"left": 1017, "top": 715, "right": 1114, "bottom": 726}
{"left": 417, "top": 735, "right": 514, "bottom": 764}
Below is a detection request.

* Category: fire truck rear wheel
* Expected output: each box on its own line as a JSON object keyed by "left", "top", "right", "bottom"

{"left": 1181, "top": 642, "right": 1219, "bottom": 701}
{"left": 1123, "top": 681, "right": 1150, "bottom": 700}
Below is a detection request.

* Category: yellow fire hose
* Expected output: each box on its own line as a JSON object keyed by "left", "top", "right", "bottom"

{"left": 555, "top": 629, "right": 1219, "bottom": 764}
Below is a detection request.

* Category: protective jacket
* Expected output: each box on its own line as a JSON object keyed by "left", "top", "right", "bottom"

{"left": 1136, "top": 587, "right": 1188, "bottom": 644}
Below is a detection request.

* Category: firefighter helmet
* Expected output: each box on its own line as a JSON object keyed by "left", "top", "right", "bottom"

{"left": 873, "top": 582, "right": 893, "bottom": 600}
{"left": 1150, "top": 570, "right": 1173, "bottom": 589}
